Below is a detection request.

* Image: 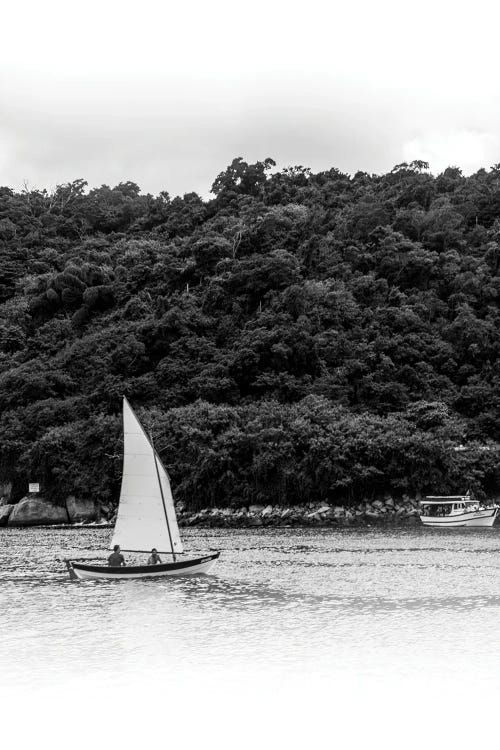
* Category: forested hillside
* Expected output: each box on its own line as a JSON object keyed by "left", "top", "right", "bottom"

{"left": 1, "top": 158, "right": 500, "bottom": 508}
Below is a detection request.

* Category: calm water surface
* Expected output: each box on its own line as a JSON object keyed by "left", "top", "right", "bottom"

{"left": 1, "top": 525, "right": 499, "bottom": 749}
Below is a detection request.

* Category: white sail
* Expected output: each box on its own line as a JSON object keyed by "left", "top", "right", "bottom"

{"left": 111, "top": 397, "right": 183, "bottom": 555}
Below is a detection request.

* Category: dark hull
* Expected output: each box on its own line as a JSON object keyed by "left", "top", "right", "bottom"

{"left": 67, "top": 552, "right": 220, "bottom": 579}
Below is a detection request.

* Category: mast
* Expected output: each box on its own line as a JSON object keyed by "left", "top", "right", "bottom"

{"left": 150, "top": 429, "right": 176, "bottom": 562}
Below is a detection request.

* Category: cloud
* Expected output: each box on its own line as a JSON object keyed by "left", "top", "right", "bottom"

{"left": 402, "top": 131, "right": 500, "bottom": 175}
{"left": 1, "top": 0, "right": 500, "bottom": 193}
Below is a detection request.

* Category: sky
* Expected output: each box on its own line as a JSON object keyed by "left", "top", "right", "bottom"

{"left": 1, "top": 0, "right": 500, "bottom": 197}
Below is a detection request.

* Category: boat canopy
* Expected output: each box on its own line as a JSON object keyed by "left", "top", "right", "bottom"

{"left": 423, "top": 495, "right": 472, "bottom": 504}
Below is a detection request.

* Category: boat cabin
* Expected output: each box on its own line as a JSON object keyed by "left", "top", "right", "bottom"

{"left": 420, "top": 494, "right": 478, "bottom": 517}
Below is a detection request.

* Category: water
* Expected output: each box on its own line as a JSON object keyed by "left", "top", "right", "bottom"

{"left": 1, "top": 525, "right": 499, "bottom": 749}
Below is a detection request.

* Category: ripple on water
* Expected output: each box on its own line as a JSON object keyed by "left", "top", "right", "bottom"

{"left": 1, "top": 525, "right": 500, "bottom": 691}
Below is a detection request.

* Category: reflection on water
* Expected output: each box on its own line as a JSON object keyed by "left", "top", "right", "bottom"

{"left": 1, "top": 525, "right": 499, "bottom": 749}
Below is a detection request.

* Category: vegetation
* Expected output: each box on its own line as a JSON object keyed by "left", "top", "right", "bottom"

{"left": 1, "top": 158, "right": 500, "bottom": 508}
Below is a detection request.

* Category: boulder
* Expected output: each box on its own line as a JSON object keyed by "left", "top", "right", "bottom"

{"left": 305, "top": 509, "right": 319, "bottom": 517}
{"left": 249, "top": 504, "right": 265, "bottom": 514}
{"left": 320, "top": 508, "right": 336, "bottom": 519}
{"left": 0, "top": 504, "right": 14, "bottom": 526}
{"left": 8, "top": 497, "right": 69, "bottom": 527}
{"left": 308, "top": 511, "right": 323, "bottom": 523}
{"left": 66, "top": 496, "right": 99, "bottom": 523}
{"left": 248, "top": 516, "right": 263, "bottom": 526}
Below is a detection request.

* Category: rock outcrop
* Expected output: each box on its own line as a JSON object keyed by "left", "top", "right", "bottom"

{"left": 0, "top": 504, "right": 14, "bottom": 526}
{"left": 66, "top": 496, "right": 99, "bottom": 523}
{"left": 8, "top": 496, "right": 69, "bottom": 527}
{"left": 176, "top": 495, "right": 424, "bottom": 528}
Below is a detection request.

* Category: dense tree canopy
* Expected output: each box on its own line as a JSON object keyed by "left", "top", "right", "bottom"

{"left": 1, "top": 159, "right": 500, "bottom": 507}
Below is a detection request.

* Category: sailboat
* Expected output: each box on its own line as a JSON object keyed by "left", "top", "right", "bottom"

{"left": 65, "top": 397, "right": 220, "bottom": 580}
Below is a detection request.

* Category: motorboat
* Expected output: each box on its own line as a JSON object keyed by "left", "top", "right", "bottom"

{"left": 419, "top": 491, "right": 498, "bottom": 527}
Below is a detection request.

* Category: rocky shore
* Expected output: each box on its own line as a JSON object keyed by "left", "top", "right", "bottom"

{"left": 0, "top": 493, "right": 102, "bottom": 527}
{"left": 176, "top": 496, "right": 423, "bottom": 527}
{"left": 0, "top": 492, "right": 426, "bottom": 528}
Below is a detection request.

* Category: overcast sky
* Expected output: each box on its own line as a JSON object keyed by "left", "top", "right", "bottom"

{"left": 1, "top": 0, "right": 500, "bottom": 197}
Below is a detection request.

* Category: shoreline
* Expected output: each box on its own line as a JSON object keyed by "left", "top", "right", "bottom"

{"left": 1, "top": 498, "right": 424, "bottom": 529}
{"left": 0, "top": 518, "right": 421, "bottom": 530}
{"left": 2, "top": 496, "right": 498, "bottom": 530}
{"left": 176, "top": 501, "right": 422, "bottom": 528}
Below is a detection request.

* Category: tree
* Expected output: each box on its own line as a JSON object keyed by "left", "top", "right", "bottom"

{"left": 211, "top": 157, "right": 276, "bottom": 204}
{"left": 0, "top": 157, "right": 499, "bottom": 505}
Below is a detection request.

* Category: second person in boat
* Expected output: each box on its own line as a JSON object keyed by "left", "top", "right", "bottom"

{"left": 148, "top": 548, "right": 162, "bottom": 565}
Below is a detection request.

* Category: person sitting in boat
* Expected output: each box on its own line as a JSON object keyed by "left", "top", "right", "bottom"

{"left": 148, "top": 548, "right": 162, "bottom": 565}
{"left": 108, "top": 545, "right": 126, "bottom": 567}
